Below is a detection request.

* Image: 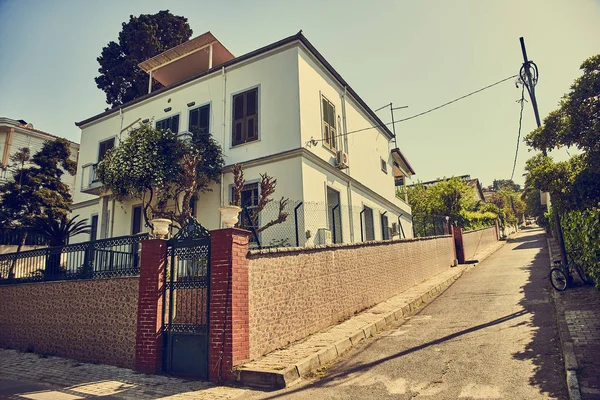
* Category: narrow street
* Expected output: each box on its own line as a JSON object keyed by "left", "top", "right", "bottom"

{"left": 259, "top": 227, "right": 568, "bottom": 399}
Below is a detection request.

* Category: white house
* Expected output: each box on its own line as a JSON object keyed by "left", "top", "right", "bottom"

{"left": 72, "top": 32, "right": 415, "bottom": 247}
{"left": 0, "top": 117, "right": 79, "bottom": 194}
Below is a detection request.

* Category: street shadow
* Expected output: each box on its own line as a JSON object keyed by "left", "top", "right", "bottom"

{"left": 259, "top": 310, "right": 529, "bottom": 400}
{"left": 511, "top": 229, "right": 568, "bottom": 398}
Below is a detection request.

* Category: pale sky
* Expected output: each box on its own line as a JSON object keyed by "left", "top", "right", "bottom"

{"left": 1, "top": 0, "right": 599, "bottom": 187}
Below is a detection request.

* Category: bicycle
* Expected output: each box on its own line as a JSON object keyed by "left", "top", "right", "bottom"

{"left": 549, "top": 259, "right": 593, "bottom": 291}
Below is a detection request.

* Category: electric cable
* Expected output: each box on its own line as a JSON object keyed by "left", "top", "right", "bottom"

{"left": 510, "top": 85, "right": 526, "bottom": 181}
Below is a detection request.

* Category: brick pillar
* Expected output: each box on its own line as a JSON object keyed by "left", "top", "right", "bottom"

{"left": 453, "top": 225, "right": 465, "bottom": 264}
{"left": 135, "top": 239, "right": 167, "bottom": 374}
{"left": 208, "top": 228, "right": 251, "bottom": 383}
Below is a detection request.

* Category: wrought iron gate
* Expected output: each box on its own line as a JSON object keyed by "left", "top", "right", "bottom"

{"left": 163, "top": 220, "right": 211, "bottom": 378}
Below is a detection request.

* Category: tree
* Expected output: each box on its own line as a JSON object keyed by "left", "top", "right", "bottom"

{"left": 231, "top": 164, "right": 290, "bottom": 234}
{"left": 490, "top": 179, "right": 521, "bottom": 192}
{"left": 0, "top": 139, "right": 76, "bottom": 230}
{"left": 95, "top": 123, "right": 224, "bottom": 229}
{"left": 95, "top": 10, "right": 193, "bottom": 108}
{"left": 524, "top": 53, "right": 600, "bottom": 211}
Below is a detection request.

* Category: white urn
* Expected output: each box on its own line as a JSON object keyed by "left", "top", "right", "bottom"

{"left": 150, "top": 218, "right": 172, "bottom": 238}
{"left": 219, "top": 205, "right": 242, "bottom": 228}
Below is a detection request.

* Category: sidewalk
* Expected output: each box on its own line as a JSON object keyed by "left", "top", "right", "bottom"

{"left": 547, "top": 237, "right": 600, "bottom": 400}
{"left": 236, "top": 239, "right": 507, "bottom": 389}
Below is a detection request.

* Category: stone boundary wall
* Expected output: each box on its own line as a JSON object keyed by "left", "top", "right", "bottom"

{"left": 0, "top": 277, "right": 138, "bottom": 368}
{"left": 462, "top": 226, "right": 498, "bottom": 261}
{"left": 247, "top": 236, "right": 455, "bottom": 359}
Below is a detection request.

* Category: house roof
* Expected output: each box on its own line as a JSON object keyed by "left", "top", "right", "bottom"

{"left": 75, "top": 32, "right": 395, "bottom": 140}
{"left": 0, "top": 117, "right": 79, "bottom": 146}
{"left": 391, "top": 148, "right": 416, "bottom": 175}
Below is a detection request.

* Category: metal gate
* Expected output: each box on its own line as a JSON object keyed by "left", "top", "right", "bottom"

{"left": 163, "top": 220, "right": 211, "bottom": 378}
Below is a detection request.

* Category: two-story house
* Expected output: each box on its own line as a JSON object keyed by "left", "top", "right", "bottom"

{"left": 0, "top": 117, "right": 79, "bottom": 194}
{"left": 72, "top": 31, "right": 415, "bottom": 246}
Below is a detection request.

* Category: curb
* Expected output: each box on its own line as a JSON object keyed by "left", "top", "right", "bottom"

{"left": 236, "top": 270, "right": 466, "bottom": 389}
{"left": 546, "top": 237, "right": 582, "bottom": 400}
{"left": 237, "top": 239, "right": 508, "bottom": 390}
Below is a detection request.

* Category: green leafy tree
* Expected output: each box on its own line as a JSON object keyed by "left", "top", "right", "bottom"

{"left": 96, "top": 123, "right": 224, "bottom": 229}
{"left": 525, "top": 53, "right": 600, "bottom": 211}
{"left": 95, "top": 10, "right": 193, "bottom": 108}
{"left": 490, "top": 179, "right": 521, "bottom": 192}
{"left": 0, "top": 139, "right": 77, "bottom": 278}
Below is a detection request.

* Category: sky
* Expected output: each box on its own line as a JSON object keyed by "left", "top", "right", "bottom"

{"left": 1, "top": 0, "right": 599, "bottom": 188}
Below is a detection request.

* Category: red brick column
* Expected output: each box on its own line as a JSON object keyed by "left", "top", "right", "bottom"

{"left": 208, "top": 228, "right": 251, "bottom": 383}
{"left": 453, "top": 225, "right": 465, "bottom": 264}
{"left": 135, "top": 239, "right": 167, "bottom": 374}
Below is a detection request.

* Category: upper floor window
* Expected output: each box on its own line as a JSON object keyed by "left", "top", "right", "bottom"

{"left": 322, "top": 96, "right": 337, "bottom": 150}
{"left": 232, "top": 88, "right": 258, "bottom": 146}
{"left": 98, "top": 137, "right": 114, "bottom": 162}
{"left": 189, "top": 104, "right": 210, "bottom": 134}
{"left": 363, "top": 205, "right": 375, "bottom": 241}
{"left": 381, "top": 158, "right": 388, "bottom": 173}
{"left": 156, "top": 114, "right": 180, "bottom": 133}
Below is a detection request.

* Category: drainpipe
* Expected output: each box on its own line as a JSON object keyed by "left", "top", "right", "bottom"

{"left": 342, "top": 86, "right": 355, "bottom": 242}
{"left": 220, "top": 66, "right": 227, "bottom": 213}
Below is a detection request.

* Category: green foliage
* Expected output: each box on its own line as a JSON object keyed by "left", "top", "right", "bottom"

{"left": 490, "top": 179, "right": 521, "bottom": 192}
{"left": 96, "top": 123, "right": 224, "bottom": 228}
{"left": 95, "top": 10, "right": 192, "bottom": 108}
{"left": 522, "top": 184, "right": 550, "bottom": 231}
{"left": 408, "top": 177, "right": 498, "bottom": 232}
{"left": 524, "top": 53, "right": 600, "bottom": 212}
{"left": 0, "top": 139, "right": 76, "bottom": 229}
{"left": 561, "top": 208, "right": 600, "bottom": 289}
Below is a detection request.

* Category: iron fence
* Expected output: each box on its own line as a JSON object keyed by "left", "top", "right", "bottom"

{"left": 0, "top": 233, "right": 149, "bottom": 284}
{"left": 0, "top": 229, "right": 49, "bottom": 246}
{"left": 411, "top": 214, "right": 450, "bottom": 238}
{"left": 240, "top": 200, "right": 413, "bottom": 250}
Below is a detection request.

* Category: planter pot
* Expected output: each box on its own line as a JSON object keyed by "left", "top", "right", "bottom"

{"left": 151, "top": 218, "right": 172, "bottom": 238}
{"left": 219, "top": 205, "right": 242, "bottom": 228}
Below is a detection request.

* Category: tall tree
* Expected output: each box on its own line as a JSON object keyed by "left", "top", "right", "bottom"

{"left": 95, "top": 10, "right": 193, "bottom": 108}
{"left": 0, "top": 139, "right": 76, "bottom": 229}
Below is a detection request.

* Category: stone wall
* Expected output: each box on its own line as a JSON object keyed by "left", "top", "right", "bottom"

{"left": 247, "top": 236, "right": 455, "bottom": 359}
{"left": 0, "top": 277, "right": 138, "bottom": 368}
{"left": 462, "top": 226, "right": 498, "bottom": 261}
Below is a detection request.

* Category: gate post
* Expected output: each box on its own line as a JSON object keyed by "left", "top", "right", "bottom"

{"left": 453, "top": 225, "right": 465, "bottom": 264}
{"left": 208, "top": 228, "right": 251, "bottom": 383}
{"left": 135, "top": 239, "right": 167, "bottom": 374}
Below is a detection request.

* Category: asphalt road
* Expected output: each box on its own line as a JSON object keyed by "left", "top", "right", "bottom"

{"left": 257, "top": 227, "right": 568, "bottom": 399}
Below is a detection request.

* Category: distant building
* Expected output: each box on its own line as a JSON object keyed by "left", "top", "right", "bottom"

{"left": 0, "top": 117, "right": 79, "bottom": 194}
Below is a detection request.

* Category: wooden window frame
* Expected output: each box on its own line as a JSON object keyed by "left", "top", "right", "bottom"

{"left": 231, "top": 87, "right": 259, "bottom": 147}
{"left": 188, "top": 103, "right": 211, "bottom": 134}
{"left": 155, "top": 113, "right": 180, "bottom": 134}
{"left": 321, "top": 95, "right": 337, "bottom": 151}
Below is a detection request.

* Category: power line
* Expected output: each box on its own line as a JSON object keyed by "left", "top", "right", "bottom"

{"left": 306, "top": 74, "right": 519, "bottom": 146}
{"left": 510, "top": 85, "right": 526, "bottom": 181}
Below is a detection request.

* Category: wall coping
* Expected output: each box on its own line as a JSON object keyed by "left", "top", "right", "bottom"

{"left": 0, "top": 275, "right": 140, "bottom": 288}
{"left": 463, "top": 226, "right": 496, "bottom": 234}
{"left": 248, "top": 234, "right": 452, "bottom": 258}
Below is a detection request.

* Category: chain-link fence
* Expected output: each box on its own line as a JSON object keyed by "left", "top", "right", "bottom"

{"left": 240, "top": 200, "right": 412, "bottom": 250}
{"left": 411, "top": 214, "right": 451, "bottom": 238}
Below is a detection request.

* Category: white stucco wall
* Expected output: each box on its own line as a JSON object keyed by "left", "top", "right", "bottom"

{"left": 297, "top": 47, "right": 410, "bottom": 213}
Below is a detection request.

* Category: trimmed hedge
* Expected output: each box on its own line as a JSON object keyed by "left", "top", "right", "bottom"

{"left": 561, "top": 207, "right": 600, "bottom": 289}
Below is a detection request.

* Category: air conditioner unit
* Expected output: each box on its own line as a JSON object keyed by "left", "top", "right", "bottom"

{"left": 335, "top": 151, "right": 349, "bottom": 169}
{"left": 391, "top": 223, "right": 399, "bottom": 236}
{"left": 316, "top": 228, "right": 332, "bottom": 245}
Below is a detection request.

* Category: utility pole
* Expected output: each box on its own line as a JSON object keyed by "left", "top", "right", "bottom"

{"left": 519, "top": 36, "right": 568, "bottom": 265}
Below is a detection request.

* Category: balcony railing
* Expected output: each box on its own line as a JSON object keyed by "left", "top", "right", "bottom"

{"left": 80, "top": 163, "right": 103, "bottom": 194}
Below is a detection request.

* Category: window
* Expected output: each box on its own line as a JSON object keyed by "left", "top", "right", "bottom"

{"left": 98, "top": 138, "right": 115, "bottom": 162}
{"left": 381, "top": 158, "right": 388, "bottom": 173}
{"left": 90, "top": 215, "right": 99, "bottom": 241}
{"left": 232, "top": 88, "right": 258, "bottom": 146}
{"left": 322, "top": 96, "right": 336, "bottom": 150}
{"left": 363, "top": 206, "right": 375, "bottom": 241}
{"left": 381, "top": 214, "right": 390, "bottom": 240}
{"left": 131, "top": 205, "right": 143, "bottom": 235}
{"left": 189, "top": 104, "right": 210, "bottom": 134}
{"left": 232, "top": 183, "right": 259, "bottom": 233}
{"left": 156, "top": 114, "right": 180, "bottom": 133}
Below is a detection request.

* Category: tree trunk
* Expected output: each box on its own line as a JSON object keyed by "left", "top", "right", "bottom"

{"left": 8, "top": 231, "right": 27, "bottom": 280}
